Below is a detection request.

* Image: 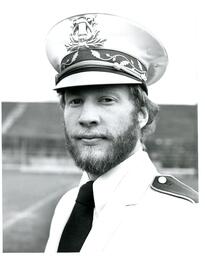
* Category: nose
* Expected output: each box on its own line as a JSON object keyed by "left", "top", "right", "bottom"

{"left": 78, "top": 102, "right": 100, "bottom": 127}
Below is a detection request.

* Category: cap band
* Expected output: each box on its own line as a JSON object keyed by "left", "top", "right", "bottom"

{"left": 59, "top": 48, "right": 147, "bottom": 81}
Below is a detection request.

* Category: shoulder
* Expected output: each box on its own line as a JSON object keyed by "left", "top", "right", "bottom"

{"left": 55, "top": 186, "right": 79, "bottom": 211}
{"left": 150, "top": 175, "right": 198, "bottom": 204}
{"left": 45, "top": 186, "right": 79, "bottom": 252}
{"left": 49, "top": 186, "right": 79, "bottom": 228}
{"left": 47, "top": 187, "right": 79, "bottom": 231}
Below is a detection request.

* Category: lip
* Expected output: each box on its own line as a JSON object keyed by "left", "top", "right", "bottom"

{"left": 74, "top": 134, "right": 107, "bottom": 139}
{"left": 81, "top": 138, "right": 103, "bottom": 144}
{"left": 75, "top": 135, "right": 106, "bottom": 145}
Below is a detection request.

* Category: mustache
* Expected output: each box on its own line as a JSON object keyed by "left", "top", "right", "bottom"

{"left": 63, "top": 121, "right": 114, "bottom": 140}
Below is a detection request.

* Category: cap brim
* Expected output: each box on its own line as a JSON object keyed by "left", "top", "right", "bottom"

{"left": 54, "top": 71, "right": 142, "bottom": 90}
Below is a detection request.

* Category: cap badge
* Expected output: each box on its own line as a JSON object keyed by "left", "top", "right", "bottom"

{"left": 65, "top": 15, "right": 106, "bottom": 53}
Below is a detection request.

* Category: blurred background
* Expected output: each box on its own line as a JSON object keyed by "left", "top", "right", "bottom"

{"left": 2, "top": 101, "right": 198, "bottom": 252}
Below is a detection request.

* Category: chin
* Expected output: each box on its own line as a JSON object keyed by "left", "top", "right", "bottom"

{"left": 80, "top": 147, "right": 107, "bottom": 161}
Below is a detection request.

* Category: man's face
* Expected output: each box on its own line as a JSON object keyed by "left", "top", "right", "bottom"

{"left": 63, "top": 84, "right": 141, "bottom": 177}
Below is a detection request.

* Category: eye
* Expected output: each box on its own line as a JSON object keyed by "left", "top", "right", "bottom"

{"left": 99, "top": 96, "right": 117, "bottom": 105}
{"left": 68, "top": 98, "right": 83, "bottom": 107}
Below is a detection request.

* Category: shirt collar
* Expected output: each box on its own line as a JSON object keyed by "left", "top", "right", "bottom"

{"left": 79, "top": 147, "right": 159, "bottom": 214}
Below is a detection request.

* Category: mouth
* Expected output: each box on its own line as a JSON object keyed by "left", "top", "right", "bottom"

{"left": 73, "top": 134, "right": 107, "bottom": 145}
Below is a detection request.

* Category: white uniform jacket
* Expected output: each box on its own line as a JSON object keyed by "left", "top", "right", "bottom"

{"left": 45, "top": 150, "right": 200, "bottom": 256}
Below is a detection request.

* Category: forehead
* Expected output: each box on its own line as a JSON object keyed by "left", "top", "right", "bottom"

{"left": 63, "top": 84, "right": 131, "bottom": 97}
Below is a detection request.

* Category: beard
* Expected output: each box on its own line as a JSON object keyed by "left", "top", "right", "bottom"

{"left": 64, "top": 112, "right": 140, "bottom": 177}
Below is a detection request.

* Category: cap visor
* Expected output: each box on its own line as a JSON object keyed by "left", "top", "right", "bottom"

{"left": 54, "top": 71, "right": 141, "bottom": 90}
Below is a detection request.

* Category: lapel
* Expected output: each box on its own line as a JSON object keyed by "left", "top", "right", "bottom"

{"left": 81, "top": 198, "right": 127, "bottom": 252}
{"left": 81, "top": 150, "right": 158, "bottom": 253}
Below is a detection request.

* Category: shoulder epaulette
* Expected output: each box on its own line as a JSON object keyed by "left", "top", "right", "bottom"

{"left": 151, "top": 175, "right": 198, "bottom": 203}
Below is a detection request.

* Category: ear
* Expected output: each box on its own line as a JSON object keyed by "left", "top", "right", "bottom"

{"left": 138, "top": 107, "right": 149, "bottom": 129}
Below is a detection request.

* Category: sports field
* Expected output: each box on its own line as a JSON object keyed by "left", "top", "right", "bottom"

{"left": 3, "top": 169, "right": 81, "bottom": 252}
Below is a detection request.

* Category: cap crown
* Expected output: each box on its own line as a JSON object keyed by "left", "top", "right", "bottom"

{"left": 46, "top": 13, "right": 168, "bottom": 88}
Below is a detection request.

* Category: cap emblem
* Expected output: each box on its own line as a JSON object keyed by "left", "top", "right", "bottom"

{"left": 65, "top": 15, "right": 106, "bottom": 52}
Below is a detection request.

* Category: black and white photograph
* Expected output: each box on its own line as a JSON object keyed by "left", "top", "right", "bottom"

{"left": 1, "top": 0, "right": 204, "bottom": 255}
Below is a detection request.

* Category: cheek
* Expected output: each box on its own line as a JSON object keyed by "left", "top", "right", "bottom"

{"left": 63, "top": 111, "right": 69, "bottom": 128}
{"left": 63, "top": 109, "right": 78, "bottom": 128}
{"left": 107, "top": 111, "right": 136, "bottom": 133}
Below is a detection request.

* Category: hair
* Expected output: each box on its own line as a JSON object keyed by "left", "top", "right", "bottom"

{"left": 128, "top": 84, "right": 159, "bottom": 142}
{"left": 57, "top": 83, "right": 159, "bottom": 142}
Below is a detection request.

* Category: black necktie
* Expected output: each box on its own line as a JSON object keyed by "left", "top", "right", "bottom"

{"left": 58, "top": 181, "right": 95, "bottom": 252}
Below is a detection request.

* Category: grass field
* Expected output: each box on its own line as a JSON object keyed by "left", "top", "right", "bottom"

{"left": 3, "top": 170, "right": 81, "bottom": 252}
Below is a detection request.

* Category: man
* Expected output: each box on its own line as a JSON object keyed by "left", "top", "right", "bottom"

{"left": 45, "top": 13, "right": 199, "bottom": 254}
